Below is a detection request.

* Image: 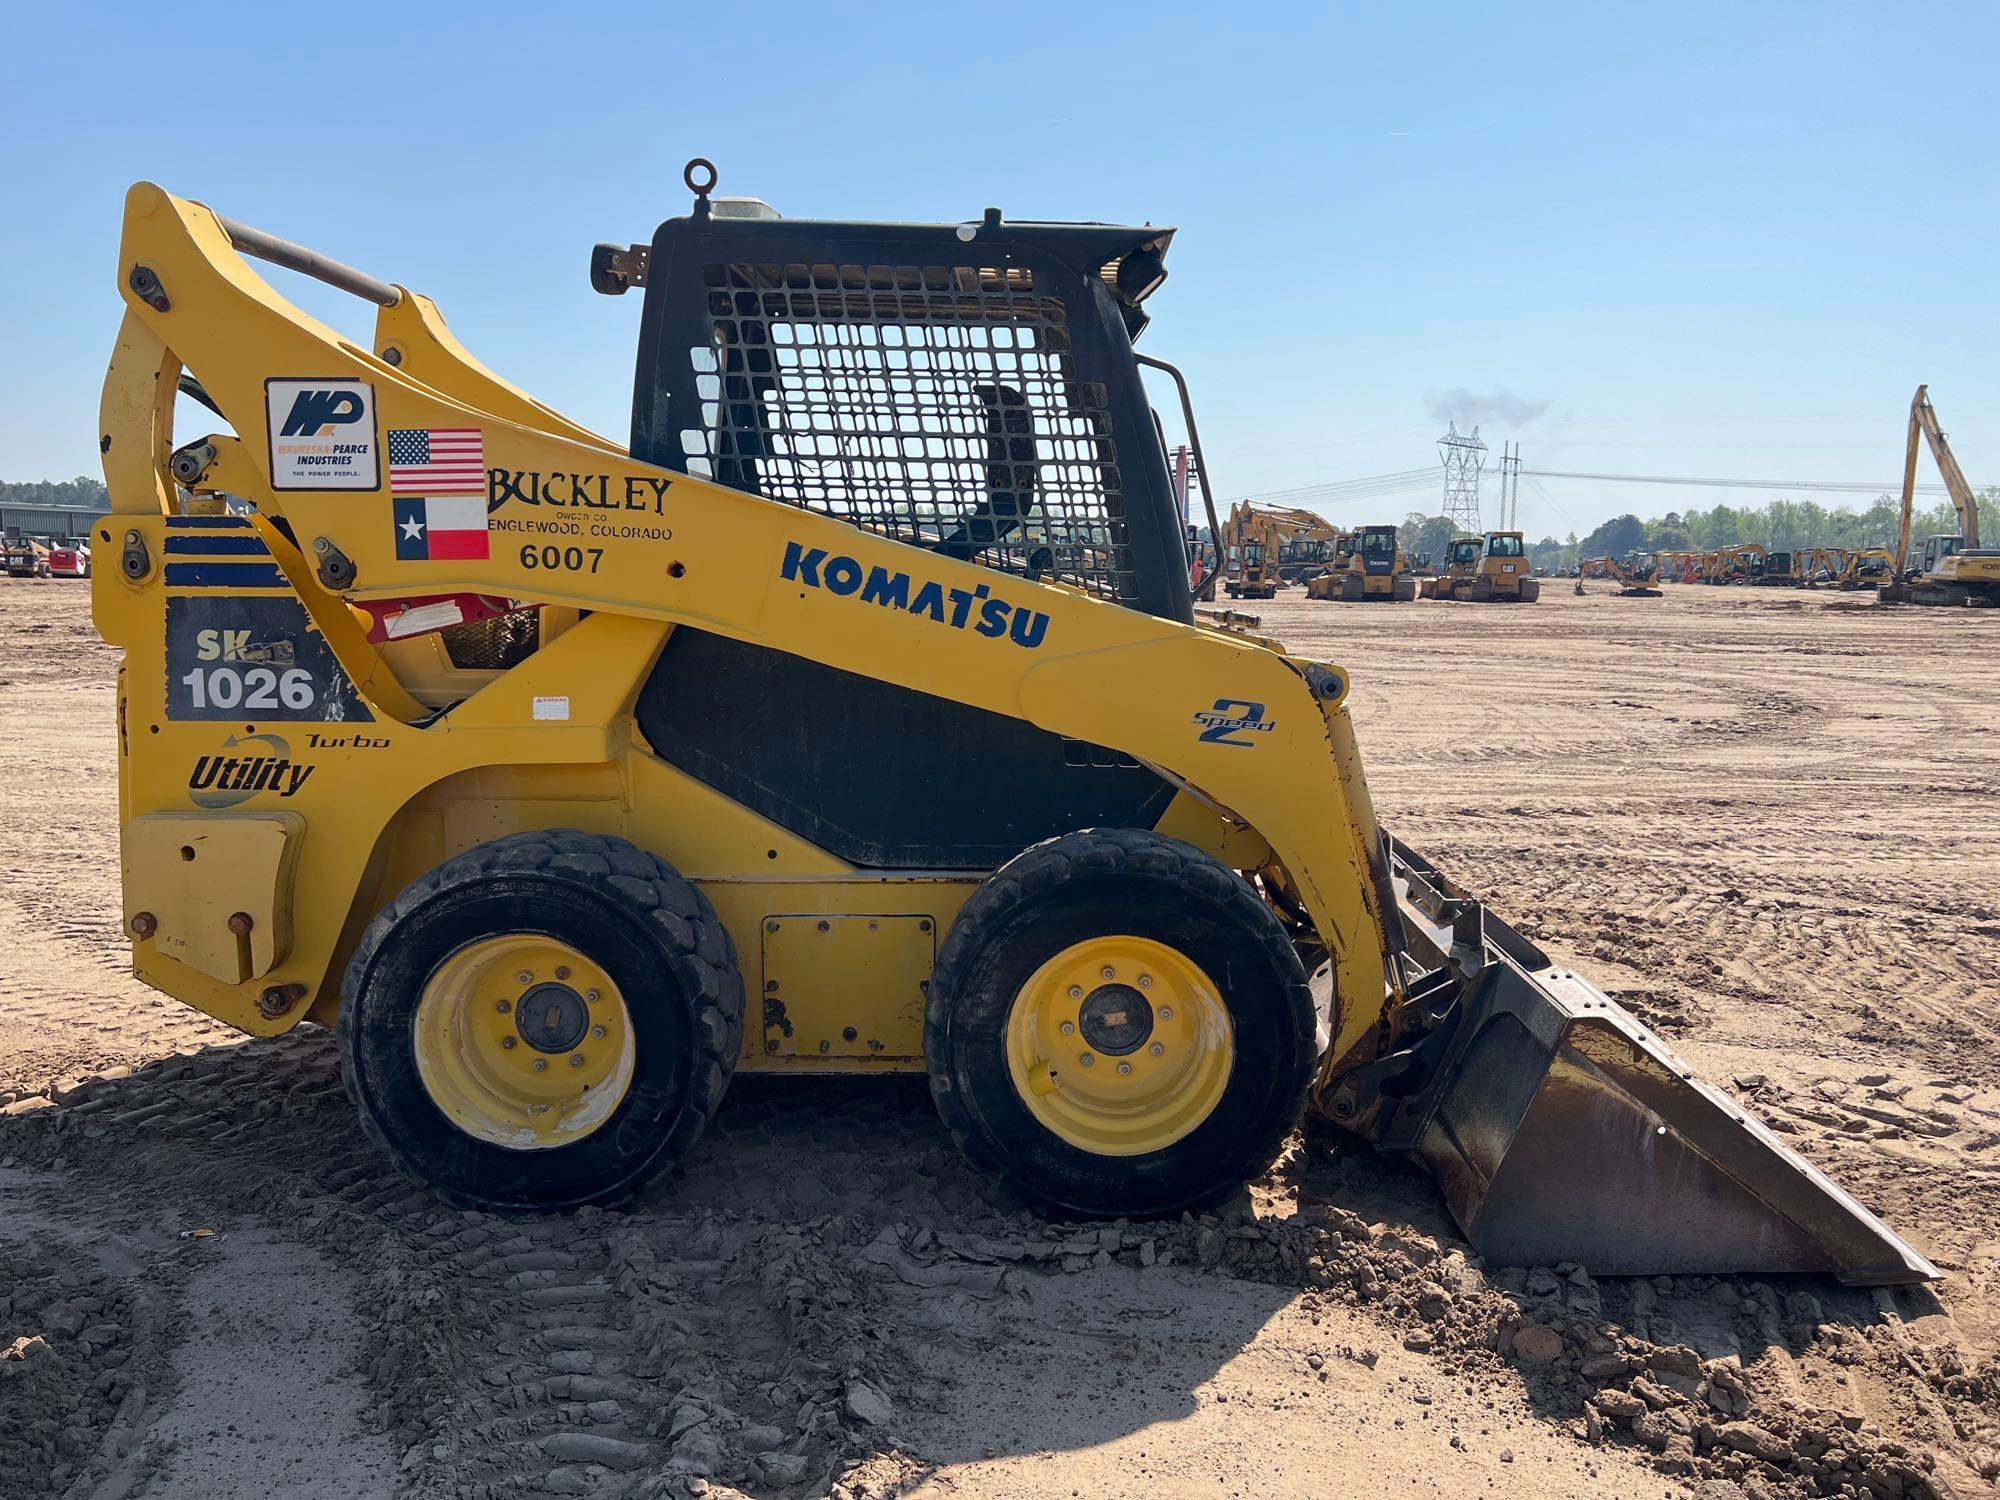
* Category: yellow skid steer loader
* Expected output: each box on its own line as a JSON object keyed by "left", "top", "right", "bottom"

{"left": 92, "top": 169, "right": 1933, "bottom": 1282}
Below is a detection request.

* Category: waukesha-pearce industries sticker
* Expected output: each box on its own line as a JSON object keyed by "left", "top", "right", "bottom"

{"left": 264, "top": 378, "right": 379, "bottom": 490}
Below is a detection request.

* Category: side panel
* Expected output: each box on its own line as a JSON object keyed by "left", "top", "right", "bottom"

{"left": 636, "top": 629, "right": 1175, "bottom": 868}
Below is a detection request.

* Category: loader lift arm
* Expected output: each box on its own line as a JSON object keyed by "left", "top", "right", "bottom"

{"left": 94, "top": 180, "right": 1936, "bottom": 1283}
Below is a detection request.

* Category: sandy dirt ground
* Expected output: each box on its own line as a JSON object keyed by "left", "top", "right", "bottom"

{"left": 1, "top": 575, "right": 1996, "bottom": 1500}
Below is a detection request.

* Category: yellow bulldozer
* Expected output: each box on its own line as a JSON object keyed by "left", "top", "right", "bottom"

{"left": 1305, "top": 522, "right": 1415, "bottom": 601}
{"left": 86, "top": 171, "right": 1934, "bottom": 1280}
{"left": 1421, "top": 530, "right": 1541, "bottom": 602}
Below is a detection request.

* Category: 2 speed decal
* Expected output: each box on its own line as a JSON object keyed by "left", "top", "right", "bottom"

{"left": 1193, "top": 699, "right": 1276, "bottom": 747}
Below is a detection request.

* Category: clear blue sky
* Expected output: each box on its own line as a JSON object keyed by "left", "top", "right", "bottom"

{"left": 3, "top": 0, "right": 1993, "bottom": 542}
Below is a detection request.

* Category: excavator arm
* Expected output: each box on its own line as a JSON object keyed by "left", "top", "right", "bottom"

{"left": 1900, "top": 384, "right": 1981, "bottom": 563}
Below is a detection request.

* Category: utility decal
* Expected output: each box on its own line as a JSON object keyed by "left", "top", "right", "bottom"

{"left": 1194, "top": 699, "right": 1276, "bottom": 747}
{"left": 165, "top": 596, "right": 372, "bottom": 723}
{"left": 265, "top": 378, "right": 379, "bottom": 490}
{"left": 780, "top": 541, "right": 1051, "bottom": 649}
{"left": 393, "top": 495, "right": 491, "bottom": 561}
{"left": 187, "top": 732, "right": 315, "bottom": 808}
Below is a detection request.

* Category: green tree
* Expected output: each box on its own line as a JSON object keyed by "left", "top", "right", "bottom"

{"left": 1580, "top": 513, "right": 1648, "bottom": 558}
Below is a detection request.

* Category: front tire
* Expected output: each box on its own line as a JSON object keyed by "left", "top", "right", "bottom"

{"left": 926, "top": 830, "right": 1315, "bottom": 1219}
{"left": 338, "top": 830, "right": 743, "bottom": 1211}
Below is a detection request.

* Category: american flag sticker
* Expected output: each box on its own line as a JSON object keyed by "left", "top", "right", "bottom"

{"left": 388, "top": 428, "right": 485, "bottom": 494}
{"left": 394, "top": 495, "right": 490, "bottom": 561}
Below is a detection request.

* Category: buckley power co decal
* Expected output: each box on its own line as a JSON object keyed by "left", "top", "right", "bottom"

{"left": 188, "top": 732, "right": 315, "bottom": 808}
{"left": 486, "top": 469, "right": 675, "bottom": 545}
{"left": 780, "top": 541, "right": 1051, "bottom": 649}
{"left": 165, "top": 597, "right": 372, "bottom": 723}
{"left": 265, "top": 378, "right": 379, "bottom": 490}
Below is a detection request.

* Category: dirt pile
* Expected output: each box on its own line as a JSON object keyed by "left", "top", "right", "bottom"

{"left": 0, "top": 1235, "right": 153, "bottom": 1499}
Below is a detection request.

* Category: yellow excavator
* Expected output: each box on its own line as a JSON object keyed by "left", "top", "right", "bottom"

{"left": 1578, "top": 554, "right": 1662, "bottom": 597}
{"left": 87, "top": 172, "right": 1933, "bottom": 1280}
{"left": 1839, "top": 547, "right": 1896, "bottom": 590}
{"left": 1883, "top": 385, "right": 1998, "bottom": 607}
{"left": 1305, "top": 523, "right": 1415, "bottom": 601}
{"left": 1218, "top": 501, "right": 1279, "bottom": 598}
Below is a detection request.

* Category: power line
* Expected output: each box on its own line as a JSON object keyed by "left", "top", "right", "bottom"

{"left": 1519, "top": 467, "right": 1965, "bottom": 496}
{"left": 1226, "top": 464, "right": 1969, "bottom": 507}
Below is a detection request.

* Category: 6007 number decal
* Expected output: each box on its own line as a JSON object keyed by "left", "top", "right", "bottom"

{"left": 520, "top": 544, "right": 603, "bottom": 573}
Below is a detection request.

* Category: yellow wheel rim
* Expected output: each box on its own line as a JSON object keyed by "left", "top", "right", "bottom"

{"left": 1005, "top": 936, "right": 1234, "bottom": 1157}
{"left": 412, "top": 936, "right": 634, "bottom": 1151}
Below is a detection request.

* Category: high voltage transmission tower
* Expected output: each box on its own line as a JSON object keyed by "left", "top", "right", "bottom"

{"left": 1438, "top": 423, "right": 1486, "bottom": 533}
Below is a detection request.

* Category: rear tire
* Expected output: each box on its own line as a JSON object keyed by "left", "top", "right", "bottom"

{"left": 926, "top": 829, "right": 1315, "bottom": 1219}
{"left": 338, "top": 830, "right": 743, "bottom": 1211}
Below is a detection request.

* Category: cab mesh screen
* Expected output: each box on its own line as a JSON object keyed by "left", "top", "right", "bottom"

{"left": 685, "top": 262, "right": 1135, "bottom": 600}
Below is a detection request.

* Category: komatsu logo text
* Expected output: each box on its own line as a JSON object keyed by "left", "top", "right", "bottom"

{"left": 781, "top": 541, "right": 1051, "bottom": 649}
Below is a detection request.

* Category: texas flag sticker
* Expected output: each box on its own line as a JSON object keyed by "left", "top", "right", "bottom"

{"left": 393, "top": 496, "right": 490, "bottom": 561}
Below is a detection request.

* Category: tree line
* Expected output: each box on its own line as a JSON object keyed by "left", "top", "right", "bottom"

{"left": 0, "top": 477, "right": 111, "bottom": 509}
{"left": 1398, "top": 489, "right": 2000, "bottom": 574}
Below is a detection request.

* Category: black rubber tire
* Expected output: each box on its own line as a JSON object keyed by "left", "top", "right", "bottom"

{"left": 337, "top": 829, "right": 744, "bottom": 1212}
{"left": 926, "top": 829, "right": 1315, "bottom": 1219}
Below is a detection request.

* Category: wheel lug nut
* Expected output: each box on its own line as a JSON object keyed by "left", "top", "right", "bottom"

{"left": 590, "top": 1025, "right": 606, "bottom": 1040}
{"left": 1060, "top": 1021, "right": 1075, "bottom": 1035}
{"left": 1100, "top": 966, "right": 1115, "bottom": 980}
{"left": 517, "top": 971, "right": 533, "bottom": 984}
{"left": 1149, "top": 1042, "right": 1165, "bottom": 1056}
{"left": 1117, "top": 1062, "right": 1132, "bottom": 1075}
{"left": 501, "top": 1036, "right": 517, "bottom": 1050}
{"left": 1159, "top": 1006, "right": 1173, "bottom": 1020}
{"left": 555, "top": 965, "right": 571, "bottom": 980}
{"left": 1068, "top": 985, "right": 1082, "bottom": 999}
{"left": 1138, "top": 975, "right": 1152, "bottom": 989}
{"left": 531, "top": 1057, "right": 547, "bottom": 1072}
{"left": 569, "top": 1053, "right": 586, "bottom": 1068}
{"left": 585, "top": 990, "right": 600, "bottom": 1003}
{"left": 496, "top": 998, "right": 511, "bottom": 1013}
{"left": 1079, "top": 1053, "right": 1095, "bottom": 1067}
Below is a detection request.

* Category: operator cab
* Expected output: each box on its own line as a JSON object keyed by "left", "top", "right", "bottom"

{"left": 1357, "top": 526, "right": 1398, "bottom": 573}
{"left": 1483, "top": 533, "right": 1525, "bottom": 559}
{"left": 596, "top": 161, "right": 1193, "bottom": 624}
{"left": 1920, "top": 534, "right": 1964, "bottom": 572}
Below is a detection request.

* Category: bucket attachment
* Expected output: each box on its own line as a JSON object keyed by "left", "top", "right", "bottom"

{"left": 1321, "top": 838, "right": 1938, "bottom": 1285}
